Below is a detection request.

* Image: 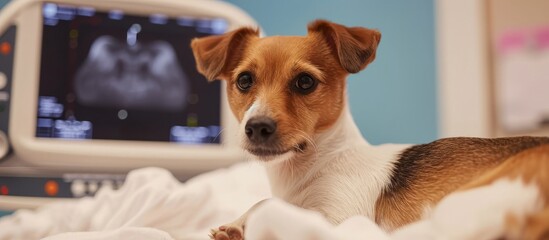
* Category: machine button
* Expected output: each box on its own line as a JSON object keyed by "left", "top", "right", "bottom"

{"left": 0, "top": 131, "right": 8, "bottom": 159}
{"left": 0, "top": 41, "right": 11, "bottom": 55}
{"left": 0, "top": 72, "right": 6, "bottom": 90}
{"left": 71, "top": 180, "right": 86, "bottom": 197}
{"left": 101, "top": 180, "right": 114, "bottom": 190}
{"left": 44, "top": 180, "right": 59, "bottom": 196}
{"left": 88, "top": 181, "right": 98, "bottom": 194}
{"left": 0, "top": 185, "right": 8, "bottom": 195}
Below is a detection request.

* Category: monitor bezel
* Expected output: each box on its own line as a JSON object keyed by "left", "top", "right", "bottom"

{"left": 8, "top": 0, "right": 257, "bottom": 173}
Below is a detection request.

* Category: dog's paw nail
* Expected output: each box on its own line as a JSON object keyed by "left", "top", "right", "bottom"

{"left": 209, "top": 229, "right": 217, "bottom": 239}
{"left": 210, "top": 224, "right": 243, "bottom": 240}
{"left": 213, "top": 231, "right": 230, "bottom": 240}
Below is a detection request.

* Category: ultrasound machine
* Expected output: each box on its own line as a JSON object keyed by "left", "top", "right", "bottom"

{"left": 0, "top": 0, "right": 258, "bottom": 211}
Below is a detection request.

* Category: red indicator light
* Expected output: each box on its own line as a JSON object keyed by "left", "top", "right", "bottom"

{"left": 0, "top": 185, "right": 8, "bottom": 195}
{"left": 45, "top": 180, "right": 59, "bottom": 196}
{"left": 0, "top": 42, "right": 11, "bottom": 55}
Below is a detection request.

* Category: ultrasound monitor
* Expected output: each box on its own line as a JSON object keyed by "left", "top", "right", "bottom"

{"left": 0, "top": 0, "right": 259, "bottom": 174}
{"left": 37, "top": 3, "right": 223, "bottom": 144}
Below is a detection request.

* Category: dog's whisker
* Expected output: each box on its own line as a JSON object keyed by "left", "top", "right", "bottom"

{"left": 294, "top": 129, "right": 315, "bottom": 147}
{"left": 290, "top": 130, "right": 321, "bottom": 166}
{"left": 294, "top": 129, "right": 318, "bottom": 155}
{"left": 211, "top": 128, "right": 225, "bottom": 143}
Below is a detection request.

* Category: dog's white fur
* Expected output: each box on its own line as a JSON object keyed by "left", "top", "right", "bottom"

{"left": 252, "top": 98, "right": 410, "bottom": 223}
{"left": 241, "top": 178, "right": 543, "bottom": 240}
{"left": 392, "top": 178, "right": 543, "bottom": 240}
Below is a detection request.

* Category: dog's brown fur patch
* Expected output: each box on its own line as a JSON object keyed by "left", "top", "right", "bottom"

{"left": 459, "top": 145, "right": 549, "bottom": 240}
{"left": 375, "top": 137, "right": 549, "bottom": 231}
{"left": 507, "top": 208, "right": 549, "bottom": 240}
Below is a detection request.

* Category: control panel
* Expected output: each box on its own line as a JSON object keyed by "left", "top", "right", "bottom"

{"left": 0, "top": 25, "right": 14, "bottom": 160}
{"left": 0, "top": 173, "right": 125, "bottom": 198}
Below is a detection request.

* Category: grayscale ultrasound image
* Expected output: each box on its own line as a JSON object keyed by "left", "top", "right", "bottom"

{"left": 74, "top": 35, "right": 189, "bottom": 111}
{"left": 38, "top": 9, "right": 223, "bottom": 142}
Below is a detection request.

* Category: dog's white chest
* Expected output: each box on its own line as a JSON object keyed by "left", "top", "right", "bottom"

{"left": 265, "top": 143, "right": 408, "bottom": 223}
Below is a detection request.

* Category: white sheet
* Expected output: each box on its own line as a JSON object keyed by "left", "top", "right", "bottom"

{"left": 0, "top": 162, "right": 537, "bottom": 240}
{"left": 0, "top": 163, "right": 270, "bottom": 240}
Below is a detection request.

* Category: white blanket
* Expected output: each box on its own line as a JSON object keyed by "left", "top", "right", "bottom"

{"left": 0, "top": 162, "right": 537, "bottom": 240}
{"left": 0, "top": 163, "right": 269, "bottom": 240}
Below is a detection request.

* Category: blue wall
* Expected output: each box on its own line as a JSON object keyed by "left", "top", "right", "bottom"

{"left": 0, "top": 0, "right": 438, "bottom": 144}
{"left": 225, "top": 0, "right": 438, "bottom": 144}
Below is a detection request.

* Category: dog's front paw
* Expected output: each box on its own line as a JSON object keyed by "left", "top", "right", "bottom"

{"left": 209, "top": 225, "right": 244, "bottom": 240}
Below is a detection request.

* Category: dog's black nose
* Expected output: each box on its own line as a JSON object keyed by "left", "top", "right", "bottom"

{"left": 245, "top": 116, "right": 277, "bottom": 143}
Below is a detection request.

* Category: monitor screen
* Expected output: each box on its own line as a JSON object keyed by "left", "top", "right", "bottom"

{"left": 36, "top": 3, "right": 226, "bottom": 144}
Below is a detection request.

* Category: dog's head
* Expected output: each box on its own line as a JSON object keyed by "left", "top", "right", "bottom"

{"left": 191, "top": 20, "right": 381, "bottom": 162}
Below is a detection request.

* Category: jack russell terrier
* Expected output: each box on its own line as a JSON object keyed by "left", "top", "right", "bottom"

{"left": 191, "top": 20, "right": 549, "bottom": 240}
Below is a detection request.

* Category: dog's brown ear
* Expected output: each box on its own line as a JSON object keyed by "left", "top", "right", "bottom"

{"left": 191, "top": 27, "right": 259, "bottom": 81}
{"left": 308, "top": 20, "right": 381, "bottom": 74}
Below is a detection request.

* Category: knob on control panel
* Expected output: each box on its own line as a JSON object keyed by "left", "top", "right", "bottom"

{"left": 0, "top": 26, "right": 15, "bottom": 161}
{"left": 0, "top": 131, "right": 8, "bottom": 159}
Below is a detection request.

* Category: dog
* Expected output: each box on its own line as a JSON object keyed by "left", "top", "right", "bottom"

{"left": 191, "top": 20, "right": 549, "bottom": 240}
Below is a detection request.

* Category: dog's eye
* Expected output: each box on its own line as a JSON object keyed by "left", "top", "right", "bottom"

{"left": 293, "top": 74, "right": 317, "bottom": 94}
{"left": 237, "top": 73, "right": 253, "bottom": 91}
